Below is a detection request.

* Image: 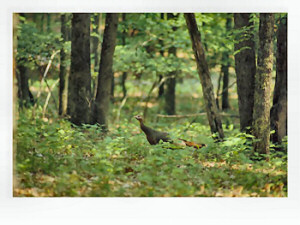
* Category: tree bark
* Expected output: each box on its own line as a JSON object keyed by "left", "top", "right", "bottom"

{"left": 234, "top": 13, "right": 256, "bottom": 131}
{"left": 158, "top": 74, "right": 164, "bottom": 98}
{"left": 164, "top": 13, "right": 177, "bottom": 115}
{"left": 184, "top": 13, "right": 224, "bottom": 139}
{"left": 157, "top": 13, "right": 165, "bottom": 99}
{"left": 47, "top": 13, "right": 51, "bottom": 33}
{"left": 68, "top": 13, "right": 92, "bottom": 125}
{"left": 121, "top": 72, "right": 127, "bottom": 100}
{"left": 221, "top": 16, "right": 232, "bottom": 110}
{"left": 270, "top": 15, "right": 287, "bottom": 144}
{"left": 121, "top": 13, "right": 127, "bottom": 100}
{"left": 253, "top": 13, "right": 274, "bottom": 155}
{"left": 216, "top": 70, "right": 222, "bottom": 109}
{"left": 40, "top": 14, "right": 44, "bottom": 32}
{"left": 59, "top": 14, "right": 69, "bottom": 116}
{"left": 17, "top": 65, "right": 34, "bottom": 108}
{"left": 164, "top": 71, "right": 176, "bottom": 115}
{"left": 93, "top": 13, "right": 119, "bottom": 129}
{"left": 110, "top": 73, "right": 115, "bottom": 103}
{"left": 16, "top": 13, "right": 34, "bottom": 108}
{"left": 221, "top": 64, "right": 230, "bottom": 110}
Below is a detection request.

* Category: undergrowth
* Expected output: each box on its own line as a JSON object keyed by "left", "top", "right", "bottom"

{"left": 14, "top": 107, "right": 287, "bottom": 197}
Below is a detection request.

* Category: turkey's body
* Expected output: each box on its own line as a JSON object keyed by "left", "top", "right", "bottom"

{"left": 140, "top": 121, "right": 171, "bottom": 145}
{"left": 134, "top": 115, "right": 205, "bottom": 149}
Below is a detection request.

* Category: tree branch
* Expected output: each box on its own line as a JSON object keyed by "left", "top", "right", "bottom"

{"left": 157, "top": 113, "right": 239, "bottom": 118}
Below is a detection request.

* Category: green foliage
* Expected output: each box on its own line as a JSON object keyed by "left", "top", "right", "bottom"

{"left": 232, "top": 13, "right": 259, "bottom": 57}
{"left": 14, "top": 13, "right": 286, "bottom": 197}
{"left": 15, "top": 108, "right": 287, "bottom": 197}
{"left": 113, "top": 13, "right": 235, "bottom": 88}
{"left": 114, "top": 13, "right": 198, "bottom": 81}
{"left": 195, "top": 13, "right": 235, "bottom": 67}
{"left": 17, "top": 15, "right": 66, "bottom": 71}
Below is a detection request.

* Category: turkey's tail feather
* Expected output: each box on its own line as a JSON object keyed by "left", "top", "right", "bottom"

{"left": 179, "top": 138, "right": 206, "bottom": 149}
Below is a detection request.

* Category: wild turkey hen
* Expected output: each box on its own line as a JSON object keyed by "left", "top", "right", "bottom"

{"left": 134, "top": 115, "right": 206, "bottom": 149}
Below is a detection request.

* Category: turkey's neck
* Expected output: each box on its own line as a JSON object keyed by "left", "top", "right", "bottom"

{"left": 139, "top": 120, "right": 152, "bottom": 135}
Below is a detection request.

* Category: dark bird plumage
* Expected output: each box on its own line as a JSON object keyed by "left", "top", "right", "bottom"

{"left": 134, "top": 115, "right": 171, "bottom": 145}
{"left": 134, "top": 115, "right": 206, "bottom": 149}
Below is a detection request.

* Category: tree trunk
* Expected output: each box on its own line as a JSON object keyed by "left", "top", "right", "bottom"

{"left": 33, "top": 13, "right": 38, "bottom": 23}
{"left": 93, "top": 13, "right": 119, "bottom": 129}
{"left": 16, "top": 13, "right": 34, "bottom": 108}
{"left": 234, "top": 13, "right": 256, "bottom": 131}
{"left": 66, "top": 14, "right": 72, "bottom": 42}
{"left": 157, "top": 13, "right": 165, "bottom": 99}
{"left": 216, "top": 70, "right": 222, "bottom": 109}
{"left": 164, "top": 13, "right": 177, "bottom": 115}
{"left": 47, "top": 13, "right": 51, "bottom": 33}
{"left": 158, "top": 75, "right": 164, "bottom": 98}
{"left": 121, "top": 13, "right": 127, "bottom": 100}
{"left": 59, "top": 14, "right": 69, "bottom": 116}
{"left": 221, "top": 63, "right": 230, "bottom": 110}
{"left": 253, "top": 13, "right": 275, "bottom": 155}
{"left": 17, "top": 65, "right": 34, "bottom": 108}
{"left": 184, "top": 13, "right": 224, "bottom": 139}
{"left": 270, "top": 15, "right": 287, "bottom": 144}
{"left": 121, "top": 72, "right": 127, "bottom": 100}
{"left": 110, "top": 73, "right": 115, "bottom": 103}
{"left": 164, "top": 72, "right": 176, "bottom": 115}
{"left": 40, "top": 14, "right": 44, "bottom": 32}
{"left": 221, "top": 16, "right": 232, "bottom": 110}
{"left": 68, "top": 13, "right": 92, "bottom": 125}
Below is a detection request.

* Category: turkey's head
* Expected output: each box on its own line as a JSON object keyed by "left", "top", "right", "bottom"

{"left": 134, "top": 115, "right": 144, "bottom": 122}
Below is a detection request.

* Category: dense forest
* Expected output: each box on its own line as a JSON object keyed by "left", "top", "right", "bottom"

{"left": 13, "top": 13, "right": 287, "bottom": 197}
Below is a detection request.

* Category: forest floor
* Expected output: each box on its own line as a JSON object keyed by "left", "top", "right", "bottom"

{"left": 14, "top": 78, "right": 287, "bottom": 197}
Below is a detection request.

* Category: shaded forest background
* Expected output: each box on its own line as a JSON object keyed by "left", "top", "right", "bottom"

{"left": 13, "top": 13, "right": 287, "bottom": 197}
